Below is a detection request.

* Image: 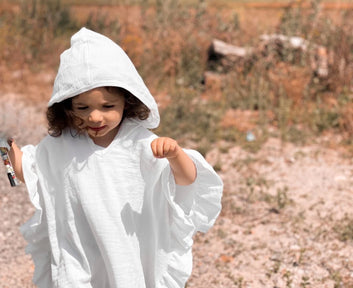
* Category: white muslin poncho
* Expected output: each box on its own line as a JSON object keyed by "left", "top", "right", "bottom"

{"left": 20, "top": 28, "right": 223, "bottom": 288}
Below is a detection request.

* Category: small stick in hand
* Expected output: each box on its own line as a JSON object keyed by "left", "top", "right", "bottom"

{"left": 0, "top": 137, "right": 20, "bottom": 187}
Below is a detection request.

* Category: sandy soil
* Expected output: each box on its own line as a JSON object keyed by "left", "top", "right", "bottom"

{"left": 189, "top": 138, "right": 353, "bottom": 287}
{"left": 1, "top": 68, "right": 353, "bottom": 288}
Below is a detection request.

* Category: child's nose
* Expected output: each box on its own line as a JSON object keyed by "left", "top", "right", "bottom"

{"left": 88, "top": 110, "right": 103, "bottom": 122}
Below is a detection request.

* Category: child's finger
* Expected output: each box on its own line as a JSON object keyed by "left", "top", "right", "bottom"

{"left": 170, "top": 142, "right": 180, "bottom": 158}
{"left": 151, "top": 137, "right": 179, "bottom": 158}
{"left": 151, "top": 138, "right": 165, "bottom": 158}
{"left": 162, "top": 140, "right": 171, "bottom": 156}
{"left": 151, "top": 139, "right": 158, "bottom": 157}
{"left": 156, "top": 138, "right": 166, "bottom": 157}
{"left": 163, "top": 139, "right": 179, "bottom": 158}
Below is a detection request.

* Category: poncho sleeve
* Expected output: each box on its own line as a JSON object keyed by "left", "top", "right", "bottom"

{"left": 158, "top": 148, "right": 223, "bottom": 287}
{"left": 20, "top": 144, "right": 52, "bottom": 287}
{"left": 167, "top": 149, "right": 223, "bottom": 232}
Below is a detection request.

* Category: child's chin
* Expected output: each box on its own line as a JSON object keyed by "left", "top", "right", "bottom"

{"left": 88, "top": 130, "right": 104, "bottom": 138}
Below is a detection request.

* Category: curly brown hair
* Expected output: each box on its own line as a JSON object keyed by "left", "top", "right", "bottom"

{"left": 47, "top": 87, "right": 151, "bottom": 137}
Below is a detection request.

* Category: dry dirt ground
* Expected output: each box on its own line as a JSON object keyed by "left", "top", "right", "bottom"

{"left": 1, "top": 69, "right": 353, "bottom": 288}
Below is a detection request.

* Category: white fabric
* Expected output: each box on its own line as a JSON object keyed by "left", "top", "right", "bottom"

{"left": 20, "top": 119, "right": 223, "bottom": 288}
{"left": 49, "top": 27, "right": 160, "bottom": 129}
{"left": 20, "top": 27, "right": 223, "bottom": 287}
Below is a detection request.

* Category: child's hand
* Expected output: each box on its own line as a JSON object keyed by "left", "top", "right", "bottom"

{"left": 151, "top": 137, "right": 181, "bottom": 159}
{"left": 151, "top": 137, "right": 196, "bottom": 185}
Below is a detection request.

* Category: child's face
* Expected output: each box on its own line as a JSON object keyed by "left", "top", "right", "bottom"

{"left": 72, "top": 87, "right": 125, "bottom": 147}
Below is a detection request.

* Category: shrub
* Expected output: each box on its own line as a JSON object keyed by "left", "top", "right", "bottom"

{"left": 14, "top": 0, "right": 78, "bottom": 60}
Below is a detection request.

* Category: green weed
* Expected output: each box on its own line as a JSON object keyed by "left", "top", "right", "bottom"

{"left": 300, "top": 276, "right": 311, "bottom": 288}
{"left": 155, "top": 87, "right": 224, "bottom": 151}
{"left": 335, "top": 216, "right": 353, "bottom": 242}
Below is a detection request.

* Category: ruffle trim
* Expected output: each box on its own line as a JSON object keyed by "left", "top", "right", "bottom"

{"left": 158, "top": 149, "right": 223, "bottom": 288}
{"left": 20, "top": 145, "right": 52, "bottom": 287}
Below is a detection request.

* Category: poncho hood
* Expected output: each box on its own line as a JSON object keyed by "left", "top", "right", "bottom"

{"left": 49, "top": 27, "right": 160, "bottom": 129}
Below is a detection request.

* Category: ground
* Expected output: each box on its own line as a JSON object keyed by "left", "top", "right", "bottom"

{"left": 190, "top": 138, "right": 353, "bottom": 287}
{"left": 1, "top": 1, "right": 353, "bottom": 286}
{"left": 0, "top": 68, "right": 353, "bottom": 288}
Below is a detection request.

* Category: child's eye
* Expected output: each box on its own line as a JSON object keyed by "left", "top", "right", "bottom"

{"left": 103, "top": 105, "right": 115, "bottom": 109}
{"left": 76, "top": 106, "right": 88, "bottom": 110}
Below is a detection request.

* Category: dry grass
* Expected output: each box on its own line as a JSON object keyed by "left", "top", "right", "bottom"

{"left": 1, "top": 0, "right": 353, "bottom": 151}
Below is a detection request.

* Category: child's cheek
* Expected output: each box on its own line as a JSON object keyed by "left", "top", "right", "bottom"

{"left": 73, "top": 116, "right": 85, "bottom": 129}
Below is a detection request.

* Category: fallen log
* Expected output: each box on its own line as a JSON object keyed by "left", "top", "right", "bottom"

{"left": 259, "top": 34, "right": 333, "bottom": 78}
{"left": 209, "top": 39, "right": 251, "bottom": 58}
{"left": 259, "top": 34, "right": 310, "bottom": 51}
{"left": 206, "top": 35, "right": 333, "bottom": 79}
{"left": 207, "top": 39, "right": 254, "bottom": 72}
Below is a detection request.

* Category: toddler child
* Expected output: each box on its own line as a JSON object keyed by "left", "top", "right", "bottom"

{"left": 7, "top": 27, "right": 223, "bottom": 288}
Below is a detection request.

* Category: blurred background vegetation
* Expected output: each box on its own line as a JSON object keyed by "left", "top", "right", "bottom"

{"left": 1, "top": 0, "right": 353, "bottom": 154}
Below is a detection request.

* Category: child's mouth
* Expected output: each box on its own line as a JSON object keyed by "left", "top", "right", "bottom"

{"left": 88, "top": 126, "right": 107, "bottom": 132}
